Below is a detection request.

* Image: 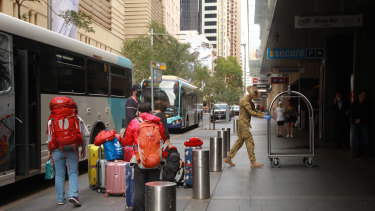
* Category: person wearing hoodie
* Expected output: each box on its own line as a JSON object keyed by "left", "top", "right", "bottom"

{"left": 123, "top": 102, "right": 166, "bottom": 211}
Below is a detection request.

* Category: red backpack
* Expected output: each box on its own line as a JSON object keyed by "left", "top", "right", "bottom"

{"left": 134, "top": 117, "right": 162, "bottom": 169}
{"left": 47, "top": 97, "right": 83, "bottom": 151}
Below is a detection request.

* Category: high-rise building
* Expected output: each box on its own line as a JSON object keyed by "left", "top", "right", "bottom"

{"left": 180, "top": 0, "right": 202, "bottom": 33}
{"left": 201, "top": 0, "right": 228, "bottom": 58}
{"left": 162, "top": 0, "right": 180, "bottom": 37}
{"left": 124, "top": 0, "right": 163, "bottom": 40}
{"left": 227, "top": 0, "right": 241, "bottom": 63}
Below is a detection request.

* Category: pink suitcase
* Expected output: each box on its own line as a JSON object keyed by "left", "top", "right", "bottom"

{"left": 105, "top": 160, "right": 126, "bottom": 197}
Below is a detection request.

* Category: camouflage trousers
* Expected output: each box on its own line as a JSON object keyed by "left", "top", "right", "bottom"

{"left": 227, "top": 128, "right": 256, "bottom": 161}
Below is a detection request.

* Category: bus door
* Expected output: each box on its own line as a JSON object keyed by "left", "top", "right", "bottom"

{"left": 14, "top": 45, "right": 40, "bottom": 176}
{"left": 0, "top": 32, "right": 16, "bottom": 186}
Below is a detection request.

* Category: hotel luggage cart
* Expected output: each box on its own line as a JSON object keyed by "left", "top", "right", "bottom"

{"left": 267, "top": 87, "right": 315, "bottom": 168}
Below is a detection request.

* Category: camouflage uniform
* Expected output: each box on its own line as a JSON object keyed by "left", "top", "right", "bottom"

{"left": 227, "top": 95, "right": 265, "bottom": 162}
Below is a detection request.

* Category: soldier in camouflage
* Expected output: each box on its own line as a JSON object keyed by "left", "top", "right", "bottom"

{"left": 224, "top": 86, "right": 271, "bottom": 168}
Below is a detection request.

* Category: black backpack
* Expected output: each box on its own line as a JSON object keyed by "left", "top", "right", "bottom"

{"left": 162, "top": 147, "right": 183, "bottom": 184}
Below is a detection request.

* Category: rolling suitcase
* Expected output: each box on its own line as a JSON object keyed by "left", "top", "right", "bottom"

{"left": 105, "top": 160, "right": 126, "bottom": 197}
{"left": 88, "top": 144, "right": 104, "bottom": 189}
{"left": 125, "top": 162, "right": 135, "bottom": 209}
{"left": 184, "top": 145, "right": 201, "bottom": 188}
{"left": 96, "top": 146, "right": 107, "bottom": 193}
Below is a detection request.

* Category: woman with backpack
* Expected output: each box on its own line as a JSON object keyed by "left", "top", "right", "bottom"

{"left": 46, "top": 97, "right": 89, "bottom": 207}
{"left": 124, "top": 102, "right": 167, "bottom": 211}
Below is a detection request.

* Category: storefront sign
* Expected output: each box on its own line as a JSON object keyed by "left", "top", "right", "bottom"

{"left": 271, "top": 77, "right": 285, "bottom": 84}
{"left": 267, "top": 48, "right": 324, "bottom": 60}
{"left": 295, "top": 14, "right": 363, "bottom": 29}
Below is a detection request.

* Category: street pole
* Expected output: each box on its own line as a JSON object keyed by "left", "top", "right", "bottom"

{"left": 47, "top": 0, "right": 52, "bottom": 30}
{"left": 151, "top": 28, "right": 154, "bottom": 113}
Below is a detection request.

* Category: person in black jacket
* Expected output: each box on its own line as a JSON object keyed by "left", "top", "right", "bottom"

{"left": 124, "top": 85, "right": 141, "bottom": 128}
{"left": 330, "top": 92, "right": 350, "bottom": 149}
{"left": 351, "top": 91, "right": 370, "bottom": 157}
{"left": 154, "top": 101, "right": 173, "bottom": 148}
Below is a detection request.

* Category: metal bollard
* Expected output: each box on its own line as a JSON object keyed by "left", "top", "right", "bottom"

{"left": 145, "top": 181, "right": 176, "bottom": 211}
{"left": 193, "top": 149, "right": 210, "bottom": 199}
{"left": 209, "top": 137, "right": 222, "bottom": 172}
{"left": 217, "top": 131, "right": 228, "bottom": 158}
{"left": 222, "top": 128, "right": 231, "bottom": 152}
{"left": 233, "top": 120, "right": 238, "bottom": 133}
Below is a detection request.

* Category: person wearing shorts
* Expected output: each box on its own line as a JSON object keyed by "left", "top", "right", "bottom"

{"left": 285, "top": 100, "right": 297, "bottom": 138}
{"left": 274, "top": 101, "right": 285, "bottom": 137}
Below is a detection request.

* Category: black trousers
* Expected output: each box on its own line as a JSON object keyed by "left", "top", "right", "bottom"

{"left": 134, "top": 165, "right": 160, "bottom": 211}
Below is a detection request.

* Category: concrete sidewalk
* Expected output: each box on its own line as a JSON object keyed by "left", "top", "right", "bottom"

{"left": 3, "top": 117, "right": 375, "bottom": 210}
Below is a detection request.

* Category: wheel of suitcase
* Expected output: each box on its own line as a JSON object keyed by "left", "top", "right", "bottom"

{"left": 271, "top": 158, "right": 281, "bottom": 168}
{"left": 304, "top": 157, "right": 314, "bottom": 168}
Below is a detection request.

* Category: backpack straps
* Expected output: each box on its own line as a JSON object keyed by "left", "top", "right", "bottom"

{"left": 136, "top": 117, "right": 143, "bottom": 123}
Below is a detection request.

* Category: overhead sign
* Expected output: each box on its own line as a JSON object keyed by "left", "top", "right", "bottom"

{"left": 295, "top": 14, "right": 363, "bottom": 29}
{"left": 273, "top": 67, "right": 304, "bottom": 73}
{"left": 267, "top": 48, "right": 324, "bottom": 60}
{"left": 271, "top": 77, "right": 285, "bottom": 84}
{"left": 152, "top": 61, "right": 167, "bottom": 70}
{"left": 258, "top": 77, "right": 271, "bottom": 85}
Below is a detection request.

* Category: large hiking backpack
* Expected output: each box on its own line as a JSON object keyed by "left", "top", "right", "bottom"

{"left": 162, "top": 147, "right": 182, "bottom": 182}
{"left": 134, "top": 117, "right": 162, "bottom": 169}
{"left": 47, "top": 97, "right": 83, "bottom": 151}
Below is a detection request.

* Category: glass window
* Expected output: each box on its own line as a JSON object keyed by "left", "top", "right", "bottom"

{"left": 56, "top": 52, "right": 84, "bottom": 67}
{"left": 205, "top": 0, "right": 217, "bottom": 2}
{"left": 56, "top": 65, "right": 85, "bottom": 93}
{"left": 207, "top": 36, "right": 217, "bottom": 41}
{"left": 205, "top": 21, "right": 217, "bottom": 26}
{"left": 205, "top": 14, "right": 217, "bottom": 18}
{"left": 111, "top": 75, "right": 127, "bottom": 97}
{"left": 205, "top": 6, "right": 217, "bottom": 10}
{"left": 111, "top": 65, "right": 128, "bottom": 76}
{"left": 0, "top": 34, "right": 11, "bottom": 93}
{"left": 204, "top": 29, "right": 217, "bottom": 33}
{"left": 87, "top": 59, "right": 108, "bottom": 95}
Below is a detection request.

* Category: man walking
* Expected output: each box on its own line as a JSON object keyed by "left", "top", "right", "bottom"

{"left": 124, "top": 85, "right": 141, "bottom": 128}
{"left": 224, "top": 86, "right": 271, "bottom": 168}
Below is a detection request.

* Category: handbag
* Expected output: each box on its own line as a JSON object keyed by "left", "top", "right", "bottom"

{"left": 103, "top": 137, "right": 124, "bottom": 161}
{"left": 45, "top": 158, "right": 55, "bottom": 179}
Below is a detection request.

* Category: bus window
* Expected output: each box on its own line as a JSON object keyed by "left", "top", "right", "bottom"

{"left": 87, "top": 59, "right": 108, "bottom": 95}
{"left": 56, "top": 52, "right": 85, "bottom": 93}
{"left": 0, "top": 35, "right": 11, "bottom": 93}
{"left": 111, "top": 76, "right": 126, "bottom": 97}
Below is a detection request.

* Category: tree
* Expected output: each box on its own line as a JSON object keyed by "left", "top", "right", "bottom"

{"left": 122, "top": 21, "right": 196, "bottom": 83}
{"left": 14, "top": 0, "right": 94, "bottom": 33}
{"left": 210, "top": 56, "right": 243, "bottom": 105}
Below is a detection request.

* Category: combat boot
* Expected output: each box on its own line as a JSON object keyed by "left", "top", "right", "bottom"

{"left": 251, "top": 161, "right": 264, "bottom": 168}
{"left": 224, "top": 157, "right": 235, "bottom": 167}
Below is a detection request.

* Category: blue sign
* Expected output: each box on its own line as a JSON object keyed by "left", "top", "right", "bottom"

{"left": 267, "top": 48, "right": 324, "bottom": 59}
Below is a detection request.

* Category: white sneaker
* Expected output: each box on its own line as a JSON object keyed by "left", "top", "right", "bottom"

{"left": 291, "top": 134, "right": 294, "bottom": 138}
{"left": 286, "top": 134, "right": 290, "bottom": 138}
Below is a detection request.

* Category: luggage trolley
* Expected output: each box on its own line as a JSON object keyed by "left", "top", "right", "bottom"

{"left": 267, "top": 87, "right": 315, "bottom": 168}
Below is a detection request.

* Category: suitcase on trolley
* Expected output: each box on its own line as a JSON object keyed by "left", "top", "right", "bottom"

{"left": 96, "top": 147, "right": 107, "bottom": 193}
{"left": 105, "top": 160, "right": 126, "bottom": 197}
{"left": 125, "top": 162, "right": 135, "bottom": 209}
{"left": 88, "top": 144, "right": 104, "bottom": 189}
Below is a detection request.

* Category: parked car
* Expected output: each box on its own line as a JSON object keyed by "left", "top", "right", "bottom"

{"left": 231, "top": 105, "right": 240, "bottom": 115}
{"left": 211, "top": 103, "right": 231, "bottom": 122}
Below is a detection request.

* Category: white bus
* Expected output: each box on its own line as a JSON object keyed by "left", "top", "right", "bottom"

{"left": 141, "top": 76, "right": 202, "bottom": 130}
{"left": 0, "top": 13, "right": 132, "bottom": 187}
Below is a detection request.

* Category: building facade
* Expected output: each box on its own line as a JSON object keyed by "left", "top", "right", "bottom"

{"left": 201, "top": 0, "right": 227, "bottom": 58}
{"left": 0, "top": 0, "right": 127, "bottom": 56}
{"left": 124, "top": 0, "right": 163, "bottom": 40}
{"left": 180, "top": 0, "right": 202, "bottom": 33}
{"left": 227, "top": 0, "right": 241, "bottom": 63}
{"left": 162, "top": 0, "right": 180, "bottom": 37}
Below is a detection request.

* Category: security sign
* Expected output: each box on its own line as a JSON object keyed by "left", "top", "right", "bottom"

{"left": 271, "top": 77, "right": 285, "bottom": 84}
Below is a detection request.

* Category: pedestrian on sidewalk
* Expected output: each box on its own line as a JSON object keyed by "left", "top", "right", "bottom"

{"left": 274, "top": 101, "right": 285, "bottom": 137}
{"left": 124, "top": 85, "right": 141, "bottom": 128}
{"left": 124, "top": 102, "right": 167, "bottom": 211}
{"left": 330, "top": 92, "right": 350, "bottom": 149}
{"left": 154, "top": 100, "right": 174, "bottom": 148}
{"left": 46, "top": 97, "right": 89, "bottom": 207}
{"left": 224, "top": 86, "right": 271, "bottom": 168}
{"left": 351, "top": 91, "right": 370, "bottom": 157}
{"left": 285, "top": 100, "right": 297, "bottom": 138}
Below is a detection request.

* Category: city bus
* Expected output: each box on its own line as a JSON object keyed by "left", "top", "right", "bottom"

{"left": 0, "top": 13, "right": 132, "bottom": 187}
{"left": 141, "top": 76, "right": 202, "bottom": 130}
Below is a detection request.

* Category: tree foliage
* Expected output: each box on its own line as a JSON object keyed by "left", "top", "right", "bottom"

{"left": 14, "top": 0, "right": 94, "bottom": 33}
